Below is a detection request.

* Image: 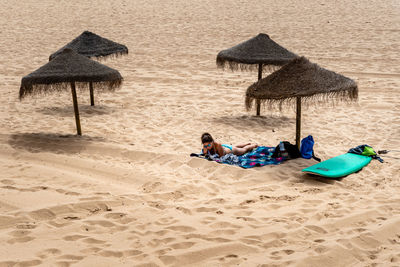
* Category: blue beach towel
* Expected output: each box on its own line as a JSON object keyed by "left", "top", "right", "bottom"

{"left": 191, "top": 146, "right": 283, "bottom": 168}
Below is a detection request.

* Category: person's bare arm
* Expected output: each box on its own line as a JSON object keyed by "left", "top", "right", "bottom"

{"left": 215, "top": 143, "right": 225, "bottom": 157}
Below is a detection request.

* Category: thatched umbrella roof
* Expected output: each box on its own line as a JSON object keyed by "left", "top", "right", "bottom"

{"left": 20, "top": 48, "right": 123, "bottom": 135}
{"left": 246, "top": 56, "right": 358, "bottom": 148}
{"left": 216, "top": 33, "right": 297, "bottom": 71}
{"left": 20, "top": 48, "right": 123, "bottom": 99}
{"left": 217, "top": 33, "right": 297, "bottom": 116}
{"left": 49, "top": 31, "right": 128, "bottom": 61}
{"left": 246, "top": 56, "right": 358, "bottom": 109}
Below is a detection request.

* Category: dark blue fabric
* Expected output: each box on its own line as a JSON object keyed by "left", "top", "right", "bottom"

{"left": 348, "top": 144, "right": 384, "bottom": 163}
{"left": 300, "top": 135, "right": 314, "bottom": 159}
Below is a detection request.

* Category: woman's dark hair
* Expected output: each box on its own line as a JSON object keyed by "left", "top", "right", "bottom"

{"left": 201, "top": 132, "right": 213, "bottom": 143}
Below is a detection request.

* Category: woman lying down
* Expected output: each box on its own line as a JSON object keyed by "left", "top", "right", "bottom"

{"left": 201, "top": 132, "right": 258, "bottom": 157}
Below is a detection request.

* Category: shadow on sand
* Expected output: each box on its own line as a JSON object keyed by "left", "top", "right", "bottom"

{"left": 300, "top": 172, "right": 338, "bottom": 185}
{"left": 8, "top": 132, "right": 106, "bottom": 154}
{"left": 36, "top": 105, "right": 116, "bottom": 118}
{"left": 212, "top": 114, "right": 293, "bottom": 130}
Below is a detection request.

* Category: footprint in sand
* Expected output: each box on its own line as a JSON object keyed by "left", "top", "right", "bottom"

{"left": 267, "top": 203, "right": 282, "bottom": 210}
{"left": 354, "top": 227, "right": 367, "bottom": 233}
{"left": 1, "top": 185, "right": 33, "bottom": 192}
{"left": 103, "top": 212, "right": 136, "bottom": 225}
{"left": 148, "top": 237, "right": 176, "bottom": 247}
{"left": 28, "top": 208, "right": 56, "bottom": 221}
{"left": 154, "top": 216, "right": 179, "bottom": 226}
{"left": 165, "top": 225, "right": 196, "bottom": 233}
{"left": 205, "top": 198, "right": 226, "bottom": 205}
{"left": 233, "top": 210, "right": 253, "bottom": 216}
{"left": 81, "top": 237, "right": 107, "bottom": 244}
{"left": 80, "top": 247, "right": 102, "bottom": 254}
{"left": 301, "top": 188, "right": 323, "bottom": 193}
{"left": 314, "top": 245, "right": 328, "bottom": 254}
{"left": 84, "top": 220, "right": 116, "bottom": 228}
{"left": 16, "top": 222, "right": 37, "bottom": 229}
{"left": 58, "top": 254, "right": 85, "bottom": 261}
{"left": 123, "top": 249, "right": 143, "bottom": 257}
{"left": 47, "top": 220, "right": 71, "bottom": 228}
{"left": 36, "top": 248, "right": 62, "bottom": 259}
{"left": 209, "top": 221, "right": 242, "bottom": 229}
{"left": 196, "top": 207, "right": 218, "bottom": 213}
{"left": 63, "top": 235, "right": 87, "bottom": 241}
{"left": 154, "top": 248, "right": 173, "bottom": 258}
{"left": 7, "top": 236, "right": 35, "bottom": 244}
{"left": 240, "top": 199, "right": 257, "bottom": 206}
{"left": 201, "top": 216, "right": 217, "bottom": 224}
{"left": 304, "top": 225, "right": 328, "bottom": 234}
{"left": 235, "top": 216, "right": 257, "bottom": 222}
{"left": 99, "top": 250, "right": 124, "bottom": 258}
{"left": 0, "top": 259, "right": 42, "bottom": 267}
{"left": 219, "top": 254, "right": 239, "bottom": 261}
{"left": 175, "top": 206, "right": 192, "bottom": 215}
{"left": 55, "top": 188, "right": 80, "bottom": 196}
{"left": 63, "top": 215, "right": 80, "bottom": 221}
{"left": 103, "top": 212, "right": 127, "bottom": 219}
{"left": 142, "top": 181, "right": 163, "bottom": 193}
{"left": 147, "top": 201, "right": 166, "bottom": 210}
{"left": 271, "top": 249, "right": 295, "bottom": 256}
{"left": 8, "top": 229, "right": 31, "bottom": 237}
{"left": 390, "top": 254, "right": 400, "bottom": 263}
{"left": 218, "top": 254, "right": 245, "bottom": 265}
{"left": 78, "top": 196, "right": 104, "bottom": 201}
{"left": 169, "top": 242, "right": 195, "bottom": 249}
{"left": 0, "top": 179, "right": 15, "bottom": 185}
{"left": 209, "top": 229, "right": 236, "bottom": 236}
{"left": 239, "top": 237, "right": 263, "bottom": 246}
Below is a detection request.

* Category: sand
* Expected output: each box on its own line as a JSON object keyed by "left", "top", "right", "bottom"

{"left": 0, "top": 0, "right": 399, "bottom": 266}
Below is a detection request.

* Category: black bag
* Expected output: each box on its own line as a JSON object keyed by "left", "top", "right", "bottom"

{"left": 272, "top": 141, "right": 301, "bottom": 159}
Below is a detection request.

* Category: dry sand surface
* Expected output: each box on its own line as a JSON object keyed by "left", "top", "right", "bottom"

{"left": 1, "top": 0, "right": 400, "bottom": 266}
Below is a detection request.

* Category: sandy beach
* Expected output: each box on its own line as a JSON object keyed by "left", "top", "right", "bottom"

{"left": 0, "top": 0, "right": 399, "bottom": 266}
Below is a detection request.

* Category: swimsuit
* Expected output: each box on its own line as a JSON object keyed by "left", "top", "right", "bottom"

{"left": 222, "top": 144, "right": 233, "bottom": 151}
{"left": 204, "top": 144, "right": 233, "bottom": 157}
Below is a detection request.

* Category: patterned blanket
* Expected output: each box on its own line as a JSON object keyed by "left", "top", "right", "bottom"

{"left": 192, "top": 146, "right": 283, "bottom": 168}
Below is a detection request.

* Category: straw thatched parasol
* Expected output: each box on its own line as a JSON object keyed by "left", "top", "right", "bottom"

{"left": 20, "top": 48, "right": 123, "bottom": 135}
{"left": 49, "top": 31, "right": 128, "bottom": 106}
{"left": 246, "top": 56, "right": 358, "bottom": 148}
{"left": 49, "top": 31, "right": 128, "bottom": 61}
{"left": 217, "top": 33, "right": 297, "bottom": 115}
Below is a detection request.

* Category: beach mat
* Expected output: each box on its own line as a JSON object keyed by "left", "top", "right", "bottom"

{"left": 191, "top": 146, "right": 283, "bottom": 168}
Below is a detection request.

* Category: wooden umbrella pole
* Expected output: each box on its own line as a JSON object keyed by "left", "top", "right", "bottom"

{"left": 71, "top": 82, "right": 82, "bottom": 135}
{"left": 256, "top": 63, "right": 262, "bottom": 116}
{"left": 296, "top": 97, "right": 301, "bottom": 149}
{"left": 89, "top": 82, "right": 95, "bottom": 106}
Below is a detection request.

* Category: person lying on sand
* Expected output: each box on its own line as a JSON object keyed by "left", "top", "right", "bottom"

{"left": 201, "top": 132, "right": 258, "bottom": 157}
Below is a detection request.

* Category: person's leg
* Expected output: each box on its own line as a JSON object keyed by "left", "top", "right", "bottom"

{"left": 243, "top": 143, "right": 258, "bottom": 153}
{"left": 234, "top": 143, "right": 251, "bottom": 148}
{"left": 232, "top": 143, "right": 258, "bottom": 156}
